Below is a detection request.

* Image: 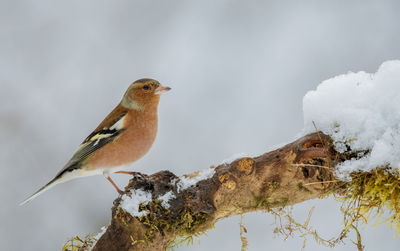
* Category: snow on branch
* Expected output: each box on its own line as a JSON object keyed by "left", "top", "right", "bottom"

{"left": 303, "top": 60, "right": 400, "bottom": 180}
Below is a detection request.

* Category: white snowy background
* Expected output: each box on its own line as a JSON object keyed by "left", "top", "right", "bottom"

{"left": 1, "top": 1, "right": 400, "bottom": 251}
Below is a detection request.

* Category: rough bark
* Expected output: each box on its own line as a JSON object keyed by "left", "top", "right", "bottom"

{"left": 92, "top": 132, "right": 344, "bottom": 251}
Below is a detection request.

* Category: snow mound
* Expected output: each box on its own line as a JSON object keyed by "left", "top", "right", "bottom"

{"left": 119, "top": 189, "right": 176, "bottom": 217}
{"left": 303, "top": 60, "right": 400, "bottom": 180}
{"left": 119, "top": 189, "right": 152, "bottom": 217}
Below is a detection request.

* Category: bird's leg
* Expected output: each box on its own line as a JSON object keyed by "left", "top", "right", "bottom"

{"left": 103, "top": 171, "right": 123, "bottom": 194}
{"left": 106, "top": 176, "right": 123, "bottom": 194}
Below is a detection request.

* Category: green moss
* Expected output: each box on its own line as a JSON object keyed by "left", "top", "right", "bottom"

{"left": 169, "top": 235, "right": 195, "bottom": 248}
{"left": 62, "top": 235, "right": 96, "bottom": 251}
{"left": 263, "top": 168, "right": 400, "bottom": 251}
{"left": 266, "top": 181, "right": 280, "bottom": 191}
{"left": 118, "top": 200, "right": 211, "bottom": 249}
{"left": 164, "top": 208, "right": 210, "bottom": 249}
{"left": 254, "top": 196, "right": 269, "bottom": 209}
{"left": 297, "top": 182, "right": 312, "bottom": 194}
{"left": 129, "top": 235, "right": 145, "bottom": 247}
{"left": 278, "top": 197, "right": 289, "bottom": 206}
{"left": 254, "top": 195, "right": 289, "bottom": 210}
{"left": 333, "top": 168, "right": 400, "bottom": 237}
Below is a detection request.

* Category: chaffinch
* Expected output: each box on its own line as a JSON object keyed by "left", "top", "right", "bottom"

{"left": 21, "top": 78, "right": 171, "bottom": 205}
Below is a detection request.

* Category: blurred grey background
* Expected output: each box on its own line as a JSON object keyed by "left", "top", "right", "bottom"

{"left": 1, "top": 0, "right": 400, "bottom": 250}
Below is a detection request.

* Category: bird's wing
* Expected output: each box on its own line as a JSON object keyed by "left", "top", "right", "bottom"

{"left": 20, "top": 110, "right": 129, "bottom": 205}
{"left": 56, "top": 112, "right": 127, "bottom": 177}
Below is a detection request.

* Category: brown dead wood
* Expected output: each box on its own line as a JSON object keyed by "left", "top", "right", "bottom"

{"left": 92, "top": 132, "right": 344, "bottom": 251}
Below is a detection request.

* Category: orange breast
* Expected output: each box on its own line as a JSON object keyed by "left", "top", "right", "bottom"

{"left": 86, "top": 110, "right": 158, "bottom": 169}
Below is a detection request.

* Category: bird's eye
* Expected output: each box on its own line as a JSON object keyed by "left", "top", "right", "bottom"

{"left": 143, "top": 85, "right": 150, "bottom": 90}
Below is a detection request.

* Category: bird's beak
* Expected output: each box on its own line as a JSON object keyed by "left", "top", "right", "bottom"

{"left": 154, "top": 85, "right": 171, "bottom": 95}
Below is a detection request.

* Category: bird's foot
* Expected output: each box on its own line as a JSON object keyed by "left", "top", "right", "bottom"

{"left": 115, "top": 171, "right": 146, "bottom": 178}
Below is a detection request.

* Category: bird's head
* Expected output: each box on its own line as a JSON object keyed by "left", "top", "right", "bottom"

{"left": 121, "top": 78, "right": 171, "bottom": 110}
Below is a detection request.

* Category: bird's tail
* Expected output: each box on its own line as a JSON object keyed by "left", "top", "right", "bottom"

{"left": 19, "top": 162, "right": 85, "bottom": 205}
{"left": 19, "top": 177, "right": 61, "bottom": 206}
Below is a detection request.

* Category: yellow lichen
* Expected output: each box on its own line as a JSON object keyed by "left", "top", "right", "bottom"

{"left": 223, "top": 180, "right": 237, "bottom": 190}
{"left": 237, "top": 158, "right": 254, "bottom": 175}
{"left": 218, "top": 173, "right": 229, "bottom": 183}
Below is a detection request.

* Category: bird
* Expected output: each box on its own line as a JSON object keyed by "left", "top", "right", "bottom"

{"left": 20, "top": 78, "right": 171, "bottom": 205}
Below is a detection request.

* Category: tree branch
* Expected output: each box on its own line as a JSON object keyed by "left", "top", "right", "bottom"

{"left": 91, "top": 132, "right": 344, "bottom": 251}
